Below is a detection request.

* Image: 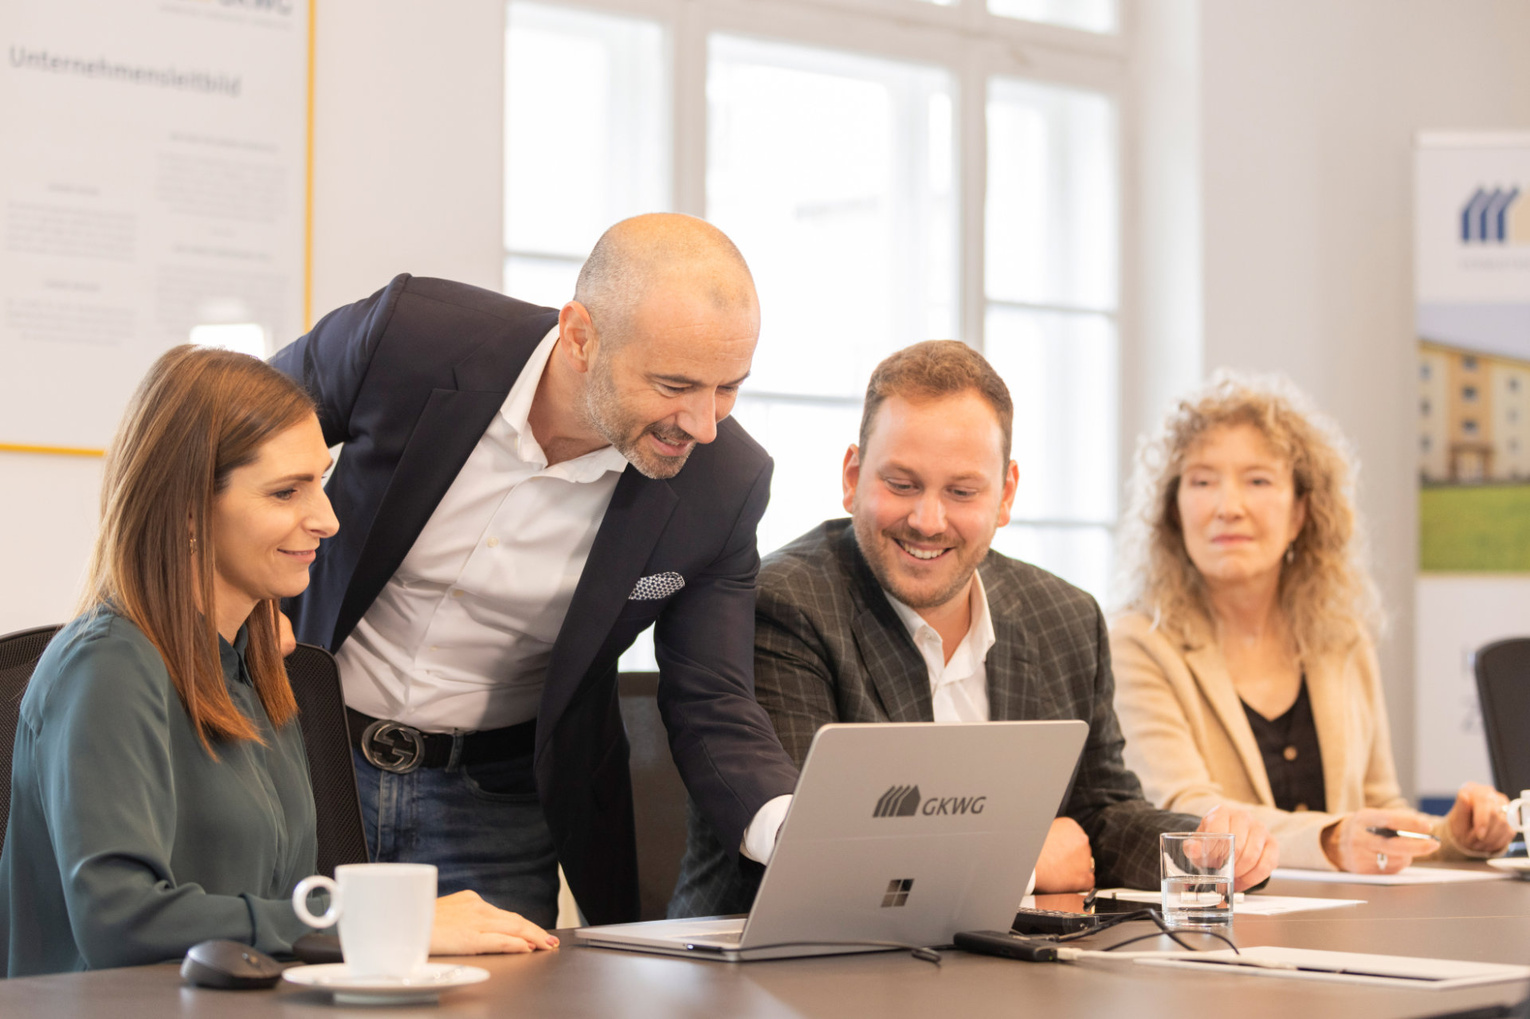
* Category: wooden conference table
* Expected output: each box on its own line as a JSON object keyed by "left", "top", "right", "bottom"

{"left": 4, "top": 868, "right": 1529, "bottom": 1019}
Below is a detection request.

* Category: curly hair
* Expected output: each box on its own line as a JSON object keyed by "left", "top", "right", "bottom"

{"left": 1113, "top": 370, "right": 1381, "bottom": 657}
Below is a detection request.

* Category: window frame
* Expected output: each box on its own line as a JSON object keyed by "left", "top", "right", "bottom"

{"left": 504, "top": 0, "right": 1135, "bottom": 590}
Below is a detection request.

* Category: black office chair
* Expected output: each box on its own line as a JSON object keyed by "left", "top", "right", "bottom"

{"left": 0, "top": 624, "right": 63, "bottom": 843}
{"left": 1473, "top": 637, "right": 1530, "bottom": 797}
{"left": 0, "top": 624, "right": 368, "bottom": 876}
{"left": 286, "top": 641, "right": 371, "bottom": 876}
{"left": 617, "top": 671, "right": 689, "bottom": 921}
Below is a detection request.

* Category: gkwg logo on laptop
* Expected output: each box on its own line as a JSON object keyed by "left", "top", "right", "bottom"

{"left": 873, "top": 784, "right": 986, "bottom": 818}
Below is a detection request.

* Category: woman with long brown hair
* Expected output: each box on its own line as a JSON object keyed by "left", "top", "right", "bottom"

{"left": 0, "top": 346, "right": 555, "bottom": 976}
{"left": 1111, "top": 371, "right": 1512, "bottom": 874}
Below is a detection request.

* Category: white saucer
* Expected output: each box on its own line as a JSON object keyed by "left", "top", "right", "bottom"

{"left": 1486, "top": 857, "right": 1530, "bottom": 874}
{"left": 283, "top": 962, "right": 490, "bottom": 1005}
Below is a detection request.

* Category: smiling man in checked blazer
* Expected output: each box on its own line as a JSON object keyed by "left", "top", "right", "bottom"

{"left": 669, "top": 341, "right": 1277, "bottom": 917}
{"left": 271, "top": 214, "right": 797, "bottom": 930}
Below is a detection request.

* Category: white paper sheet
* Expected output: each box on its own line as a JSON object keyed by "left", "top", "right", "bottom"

{"left": 1094, "top": 889, "right": 1364, "bottom": 915}
{"left": 1135, "top": 945, "right": 1530, "bottom": 989}
{"left": 1270, "top": 866, "right": 1512, "bottom": 885}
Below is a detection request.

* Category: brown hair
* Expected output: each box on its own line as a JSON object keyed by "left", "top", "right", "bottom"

{"left": 1115, "top": 370, "right": 1381, "bottom": 657}
{"left": 82, "top": 345, "right": 316, "bottom": 752}
{"left": 859, "top": 341, "right": 1014, "bottom": 465}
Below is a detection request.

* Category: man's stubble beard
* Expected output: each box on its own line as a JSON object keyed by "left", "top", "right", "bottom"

{"left": 850, "top": 507, "right": 985, "bottom": 611}
{"left": 583, "top": 355, "right": 692, "bottom": 481}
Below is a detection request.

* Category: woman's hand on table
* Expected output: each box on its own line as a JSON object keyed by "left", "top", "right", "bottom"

{"left": 1322, "top": 809, "right": 1438, "bottom": 873}
{"left": 429, "top": 890, "right": 559, "bottom": 955}
{"left": 1445, "top": 782, "right": 1514, "bottom": 855}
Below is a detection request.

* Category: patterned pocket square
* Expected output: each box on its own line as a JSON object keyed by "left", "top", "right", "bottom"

{"left": 629, "top": 572, "right": 685, "bottom": 601}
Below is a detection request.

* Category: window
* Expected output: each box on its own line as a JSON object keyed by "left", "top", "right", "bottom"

{"left": 504, "top": 2, "right": 670, "bottom": 306}
{"left": 1463, "top": 385, "right": 1478, "bottom": 402}
{"left": 1463, "top": 355, "right": 1479, "bottom": 370}
{"left": 505, "top": 0, "right": 1127, "bottom": 663}
{"left": 988, "top": 0, "right": 1118, "bottom": 34}
{"left": 1421, "top": 399, "right": 1431, "bottom": 417}
{"left": 1421, "top": 435, "right": 1432, "bottom": 452}
{"left": 1512, "top": 377, "right": 1521, "bottom": 392}
{"left": 1464, "top": 419, "right": 1479, "bottom": 435}
{"left": 1420, "top": 362, "right": 1432, "bottom": 381}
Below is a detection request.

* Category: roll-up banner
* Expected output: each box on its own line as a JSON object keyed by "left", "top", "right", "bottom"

{"left": 1415, "top": 133, "right": 1530, "bottom": 804}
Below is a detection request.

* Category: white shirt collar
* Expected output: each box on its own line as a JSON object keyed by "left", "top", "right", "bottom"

{"left": 885, "top": 568, "right": 997, "bottom": 676}
{"left": 498, "top": 325, "right": 630, "bottom": 482}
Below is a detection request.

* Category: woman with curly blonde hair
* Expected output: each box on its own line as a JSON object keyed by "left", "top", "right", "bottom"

{"left": 1110, "top": 371, "right": 1511, "bottom": 873}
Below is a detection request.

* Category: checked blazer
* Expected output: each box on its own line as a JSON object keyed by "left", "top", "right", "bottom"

{"left": 669, "top": 519, "right": 1195, "bottom": 916}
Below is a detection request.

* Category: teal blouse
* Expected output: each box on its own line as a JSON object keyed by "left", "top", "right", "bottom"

{"left": 0, "top": 609, "right": 317, "bottom": 976}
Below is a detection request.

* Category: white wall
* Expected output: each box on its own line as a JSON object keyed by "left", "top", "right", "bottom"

{"left": 1194, "top": 0, "right": 1530, "bottom": 796}
{"left": 10, "top": 4, "right": 1530, "bottom": 808}
{"left": 310, "top": 0, "right": 505, "bottom": 315}
{"left": 0, "top": 0, "right": 505, "bottom": 636}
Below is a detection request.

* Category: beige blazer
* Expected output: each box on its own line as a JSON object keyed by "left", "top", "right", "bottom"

{"left": 1109, "top": 612, "right": 1471, "bottom": 870}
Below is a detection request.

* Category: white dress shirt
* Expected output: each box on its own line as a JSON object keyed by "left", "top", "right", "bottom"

{"left": 885, "top": 569, "right": 996, "bottom": 723}
{"left": 336, "top": 325, "right": 782, "bottom": 863}
{"left": 337, "top": 326, "right": 629, "bottom": 732}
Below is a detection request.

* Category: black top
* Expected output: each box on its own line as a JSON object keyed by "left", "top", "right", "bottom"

{"left": 1241, "top": 676, "right": 1326, "bottom": 814}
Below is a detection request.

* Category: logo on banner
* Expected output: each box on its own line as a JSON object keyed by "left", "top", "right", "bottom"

{"left": 1461, "top": 186, "right": 1528, "bottom": 244}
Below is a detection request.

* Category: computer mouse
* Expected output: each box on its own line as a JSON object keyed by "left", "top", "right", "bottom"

{"left": 180, "top": 939, "right": 285, "bottom": 990}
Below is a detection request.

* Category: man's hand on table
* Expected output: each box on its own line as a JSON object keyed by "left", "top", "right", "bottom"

{"left": 1033, "top": 816, "right": 1095, "bottom": 893}
{"left": 1198, "top": 804, "right": 1278, "bottom": 891}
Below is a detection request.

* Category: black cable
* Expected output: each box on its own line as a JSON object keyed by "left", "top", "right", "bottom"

{"left": 1097, "top": 910, "right": 1240, "bottom": 955}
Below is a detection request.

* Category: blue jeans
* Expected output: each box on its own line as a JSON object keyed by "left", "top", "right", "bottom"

{"left": 351, "top": 746, "right": 560, "bottom": 928}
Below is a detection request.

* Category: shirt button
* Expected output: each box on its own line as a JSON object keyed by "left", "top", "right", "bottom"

{"left": 1294, "top": 803, "right": 1308, "bottom": 812}
{"left": 487, "top": 536, "right": 500, "bottom": 547}
{"left": 1283, "top": 745, "right": 1298, "bottom": 761}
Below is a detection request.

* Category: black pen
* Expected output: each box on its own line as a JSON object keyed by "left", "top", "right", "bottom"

{"left": 1365, "top": 826, "right": 1439, "bottom": 843}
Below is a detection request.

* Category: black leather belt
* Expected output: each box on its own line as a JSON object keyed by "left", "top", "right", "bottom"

{"left": 346, "top": 708, "right": 535, "bottom": 775}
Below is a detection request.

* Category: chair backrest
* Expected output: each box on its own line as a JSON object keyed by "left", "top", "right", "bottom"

{"left": 0, "top": 626, "right": 366, "bottom": 876}
{"left": 617, "top": 671, "right": 688, "bottom": 921}
{"left": 1473, "top": 637, "right": 1530, "bottom": 797}
{"left": 0, "top": 625, "right": 63, "bottom": 845}
{"left": 286, "top": 642, "right": 370, "bottom": 876}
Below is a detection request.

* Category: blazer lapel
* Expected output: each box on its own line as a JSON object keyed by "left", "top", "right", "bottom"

{"left": 980, "top": 565, "right": 1037, "bottom": 721}
{"left": 537, "top": 469, "right": 677, "bottom": 738}
{"left": 840, "top": 535, "right": 932, "bottom": 722}
{"left": 851, "top": 606, "right": 932, "bottom": 722}
{"left": 1183, "top": 644, "right": 1277, "bottom": 806}
{"left": 335, "top": 340, "right": 535, "bottom": 647}
{"left": 1303, "top": 651, "right": 1349, "bottom": 815}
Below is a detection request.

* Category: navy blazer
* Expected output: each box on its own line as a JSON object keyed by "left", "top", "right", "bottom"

{"left": 271, "top": 274, "right": 798, "bottom": 924}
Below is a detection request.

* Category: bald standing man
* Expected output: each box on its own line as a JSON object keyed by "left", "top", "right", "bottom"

{"left": 271, "top": 215, "right": 798, "bottom": 926}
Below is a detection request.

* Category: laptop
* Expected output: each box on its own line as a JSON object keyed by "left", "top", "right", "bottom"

{"left": 577, "top": 719, "right": 1088, "bottom": 961}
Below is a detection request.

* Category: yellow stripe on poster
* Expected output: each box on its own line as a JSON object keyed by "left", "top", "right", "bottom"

{"left": 304, "top": 0, "right": 317, "bottom": 330}
{"left": 0, "top": 444, "right": 105, "bottom": 458}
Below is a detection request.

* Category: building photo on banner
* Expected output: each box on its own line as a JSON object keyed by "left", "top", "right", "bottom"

{"left": 1415, "top": 132, "right": 1530, "bottom": 808}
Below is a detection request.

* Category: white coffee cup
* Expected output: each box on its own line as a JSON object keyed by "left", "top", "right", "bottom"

{"left": 292, "top": 862, "right": 437, "bottom": 978}
{"left": 1504, "top": 790, "right": 1530, "bottom": 833}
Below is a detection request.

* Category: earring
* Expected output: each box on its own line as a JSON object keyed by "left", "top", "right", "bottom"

{"left": 190, "top": 535, "right": 198, "bottom": 556}
{"left": 1284, "top": 543, "right": 1295, "bottom": 565}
